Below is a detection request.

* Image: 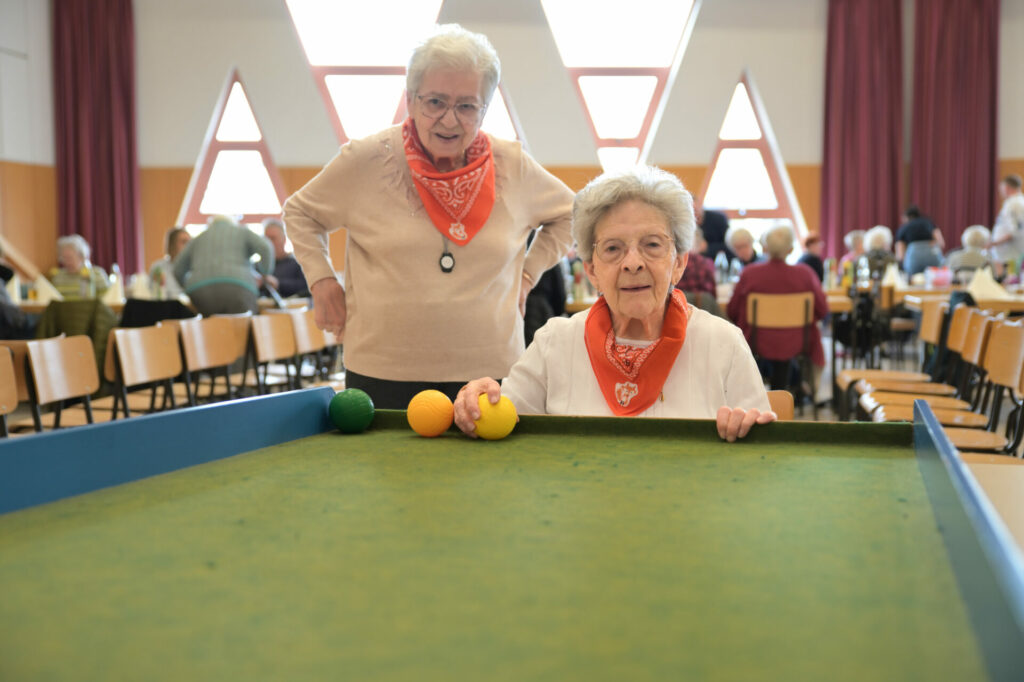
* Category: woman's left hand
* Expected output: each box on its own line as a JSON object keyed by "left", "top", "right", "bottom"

{"left": 716, "top": 406, "right": 777, "bottom": 442}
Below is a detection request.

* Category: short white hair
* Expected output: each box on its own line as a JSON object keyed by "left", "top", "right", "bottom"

{"left": 56, "top": 234, "right": 91, "bottom": 262}
{"left": 763, "top": 224, "right": 795, "bottom": 260}
{"left": 843, "top": 229, "right": 864, "bottom": 251}
{"left": 864, "top": 225, "right": 893, "bottom": 251}
{"left": 725, "top": 225, "right": 754, "bottom": 250}
{"left": 962, "top": 224, "right": 990, "bottom": 249}
{"left": 571, "top": 166, "right": 694, "bottom": 262}
{"left": 407, "top": 24, "right": 501, "bottom": 104}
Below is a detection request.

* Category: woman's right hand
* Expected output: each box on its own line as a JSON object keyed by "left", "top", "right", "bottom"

{"left": 311, "top": 278, "right": 346, "bottom": 337}
{"left": 453, "top": 377, "right": 502, "bottom": 437}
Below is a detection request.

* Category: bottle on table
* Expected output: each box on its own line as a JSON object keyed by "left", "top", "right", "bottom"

{"left": 714, "top": 251, "right": 729, "bottom": 284}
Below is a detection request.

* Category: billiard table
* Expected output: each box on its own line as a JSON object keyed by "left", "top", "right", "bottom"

{"left": 1, "top": 388, "right": 1022, "bottom": 681}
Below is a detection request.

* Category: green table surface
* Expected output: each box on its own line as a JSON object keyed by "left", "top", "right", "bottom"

{"left": 0, "top": 410, "right": 996, "bottom": 681}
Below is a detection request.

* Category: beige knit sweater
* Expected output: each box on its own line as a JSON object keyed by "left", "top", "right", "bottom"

{"left": 283, "top": 126, "right": 574, "bottom": 382}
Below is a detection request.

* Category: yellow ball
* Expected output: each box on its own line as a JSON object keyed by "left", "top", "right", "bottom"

{"left": 474, "top": 394, "right": 517, "bottom": 440}
{"left": 407, "top": 390, "right": 454, "bottom": 437}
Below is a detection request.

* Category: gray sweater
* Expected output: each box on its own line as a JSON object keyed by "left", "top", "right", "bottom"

{"left": 174, "top": 218, "right": 274, "bottom": 294}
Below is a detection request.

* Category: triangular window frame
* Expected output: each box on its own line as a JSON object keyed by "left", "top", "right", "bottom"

{"left": 177, "top": 68, "right": 289, "bottom": 229}
{"left": 698, "top": 69, "right": 808, "bottom": 239}
{"left": 542, "top": 0, "right": 703, "bottom": 170}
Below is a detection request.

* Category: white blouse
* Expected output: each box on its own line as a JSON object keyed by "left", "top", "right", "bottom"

{"left": 503, "top": 306, "right": 770, "bottom": 418}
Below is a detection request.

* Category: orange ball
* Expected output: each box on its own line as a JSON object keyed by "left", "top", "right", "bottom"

{"left": 407, "top": 389, "right": 454, "bottom": 437}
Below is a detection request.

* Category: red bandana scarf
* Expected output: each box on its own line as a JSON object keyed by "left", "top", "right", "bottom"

{"left": 402, "top": 117, "right": 495, "bottom": 246}
{"left": 584, "top": 289, "right": 690, "bottom": 416}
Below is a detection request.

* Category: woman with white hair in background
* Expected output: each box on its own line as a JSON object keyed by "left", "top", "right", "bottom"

{"left": 945, "top": 225, "right": 991, "bottom": 283}
{"left": 454, "top": 166, "right": 774, "bottom": 443}
{"left": 727, "top": 224, "right": 827, "bottom": 396}
{"left": 861, "top": 225, "right": 898, "bottom": 280}
{"left": 838, "top": 229, "right": 865, "bottom": 270}
{"left": 48, "top": 234, "right": 109, "bottom": 300}
{"left": 284, "top": 24, "right": 574, "bottom": 409}
{"left": 724, "top": 224, "right": 762, "bottom": 268}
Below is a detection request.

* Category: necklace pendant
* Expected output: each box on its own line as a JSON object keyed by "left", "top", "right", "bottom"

{"left": 448, "top": 223, "right": 467, "bottom": 241}
{"left": 440, "top": 252, "right": 455, "bottom": 273}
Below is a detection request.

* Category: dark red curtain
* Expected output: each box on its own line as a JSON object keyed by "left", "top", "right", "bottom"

{"left": 53, "top": 0, "right": 141, "bottom": 272}
{"left": 820, "top": 0, "right": 904, "bottom": 259}
{"left": 909, "top": 0, "right": 999, "bottom": 244}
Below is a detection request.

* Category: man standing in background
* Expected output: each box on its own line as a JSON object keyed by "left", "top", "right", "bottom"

{"left": 990, "top": 174, "right": 1024, "bottom": 268}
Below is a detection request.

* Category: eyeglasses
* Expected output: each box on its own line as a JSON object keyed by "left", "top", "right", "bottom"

{"left": 593, "top": 234, "right": 675, "bottom": 264}
{"left": 416, "top": 95, "right": 487, "bottom": 125}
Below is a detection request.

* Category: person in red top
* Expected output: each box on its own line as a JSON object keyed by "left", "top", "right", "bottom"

{"left": 727, "top": 224, "right": 828, "bottom": 394}
{"left": 675, "top": 226, "right": 720, "bottom": 314}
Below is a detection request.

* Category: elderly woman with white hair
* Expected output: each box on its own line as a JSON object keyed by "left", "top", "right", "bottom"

{"left": 284, "top": 24, "right": 573, "bottom": 408}
{"left": 725, "top": 224, "right": 762, "bottom": 267}
{"left": 945, "top": 225, "right": 991, "bottom": 282}
{"left": 454, "top": 166, "right": 774, "bottom": 443}
{"left": 861, "top": 224, "right": 898, "bottom": 279}
{"left": 48, "top": 234, "right": 109, "bottom": 300}
{"left": 727, "top": 224, "right": 827, "bottom": 394}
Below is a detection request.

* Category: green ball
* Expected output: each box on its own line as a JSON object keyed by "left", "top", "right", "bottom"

{"left": 329, "top": 388, "right": 375, "bottom": 434}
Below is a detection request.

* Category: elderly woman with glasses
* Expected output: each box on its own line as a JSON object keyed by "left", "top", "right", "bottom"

{"left": 454, "top": 166, "right": 775, "bottom": 442}
{"left": 284, "top": 24, "right": 573, "bottom": 409}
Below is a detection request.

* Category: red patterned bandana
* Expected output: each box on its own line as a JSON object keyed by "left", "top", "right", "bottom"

{"left": 402, "top": 117, "right": 496, "bottom": 246}
{"left": 584, "top": 289, "right": 690, "bottom": 416}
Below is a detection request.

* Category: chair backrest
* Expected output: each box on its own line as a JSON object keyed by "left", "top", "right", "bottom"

{"left": 960, "top": 308, "right": 997, "bottom": 367}
{"left": 918, "top": 300, "right": 948, "bottom": 346}
{"left": 0, "top": 338, "right": 35, "bottom": 402}
{"left": 113, "top": 324, "right": 184, "bottom": 387}
{"left": 981, "top": 319, "right": 1024, "bottom": 389}
{"left": 173, "top": 316, "right": 240, "bottom": 372}
{"left": 250, "top": 313, "right": 297, "bottom": 363}
{"left": 878, "top": 285, "right": 895, "bottom": 311}
{"left": 212, "top": 312, "right": 253, "bottom": 365}
{"left": 945, "top": 303, "right": 973, "bottom": 354}
{"left": 0, "top": 347, "right": 17, "bottom": 417}
{"left": 766, "top": 390, "right": 794, "bottom": 421}
{"left": 25, "top": 335, "right": 100, "bottom": 405}
{"left": 746, "top": 292, "right": 814, "bottom": 329}
{"left": 288, "top": 308, "right": 326, "bottom": 355}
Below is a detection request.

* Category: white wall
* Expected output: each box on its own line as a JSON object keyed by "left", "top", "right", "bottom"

{"left": 6, "top": 0, "right": 1023, "bottom": 168}
{"left": 0, "top": 0, "right": 53, "bottom": 164}
{"left": 999, "top": 0, "right": 1024, "bottom": 158}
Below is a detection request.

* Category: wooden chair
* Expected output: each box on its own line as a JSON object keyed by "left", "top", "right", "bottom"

{"left": 746, "top": 291, "right": 817, "bottom": 420}
{"left": 24, "top": 335, "right": 100, "bottom": 431}
{"left": 766, "top": 390, "right": 794, "bottom": 421}
{"left": 0, "top": 347, "right": 17, "bottom": 437}
{"left": 849, "top": 303, "right": 977, "bottom": 408}
{"left": 213, "top": 312, "right": 256, "bottom": 392}
{"left": 0, "top": 339, "right": 33, "bottom": 404}
{"left": 166, "top": 316, "right": 240, "bottom": 405}
{"left": 247, "top": 313, "right": 298, "bottom": 394}
{"left": 835, "top": 298, "right": 946, "bottom": 420}
{"left": 108, "top": 325, "right": 184, "bottom": 419}
{"left": 942, "top": 319, "right": 1024, "bottom": 454}
{"left": 262, "top": 308, "right": 327, "bottom": 388}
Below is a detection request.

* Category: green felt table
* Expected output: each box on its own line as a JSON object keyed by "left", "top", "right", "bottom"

{"left": 1, "top": 389, "right": 1022, "bottom": 681}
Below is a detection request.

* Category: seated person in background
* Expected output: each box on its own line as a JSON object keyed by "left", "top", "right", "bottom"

{"left": 895, "top": 204, "right": 944, "bottom": 276}
{"left": 0, "top": 244, "right": 38, "bottom": 339}
{"left": 260, "top": 217, "right": 310, "bottom": 298}
{"left": 797, "top": 234, "right": 825, "bottom": 282}
{"left": 149, "top": 226, "right": 191, "bottom": 299}
{"left": 725, "top": 225, "right": 762, "bottom": 268}
{"left": 838, "top": 229, "right": 865, "bottom": 271}
{"left": 675, "top": 226, "right": 721, "bottom": 316}
{"left": 727, "top": 225, "right": 827, "bottom": 394}
{"left": 945, "top": 225, "right": 991, "bottom": 283}
{"left": 453, "top": 165, "right": 774, "bottom": 443}
{"left": 173, "top": 215, "right": 274, "bottom": 316}
{"left": 861, "top": 225, "right": 898, "bottom": 280}
{"left": 697, "top": 203, "right": 732, "bottom": 262}
{"left": 48, "top": 234, "right": 109, "bottom": 300}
